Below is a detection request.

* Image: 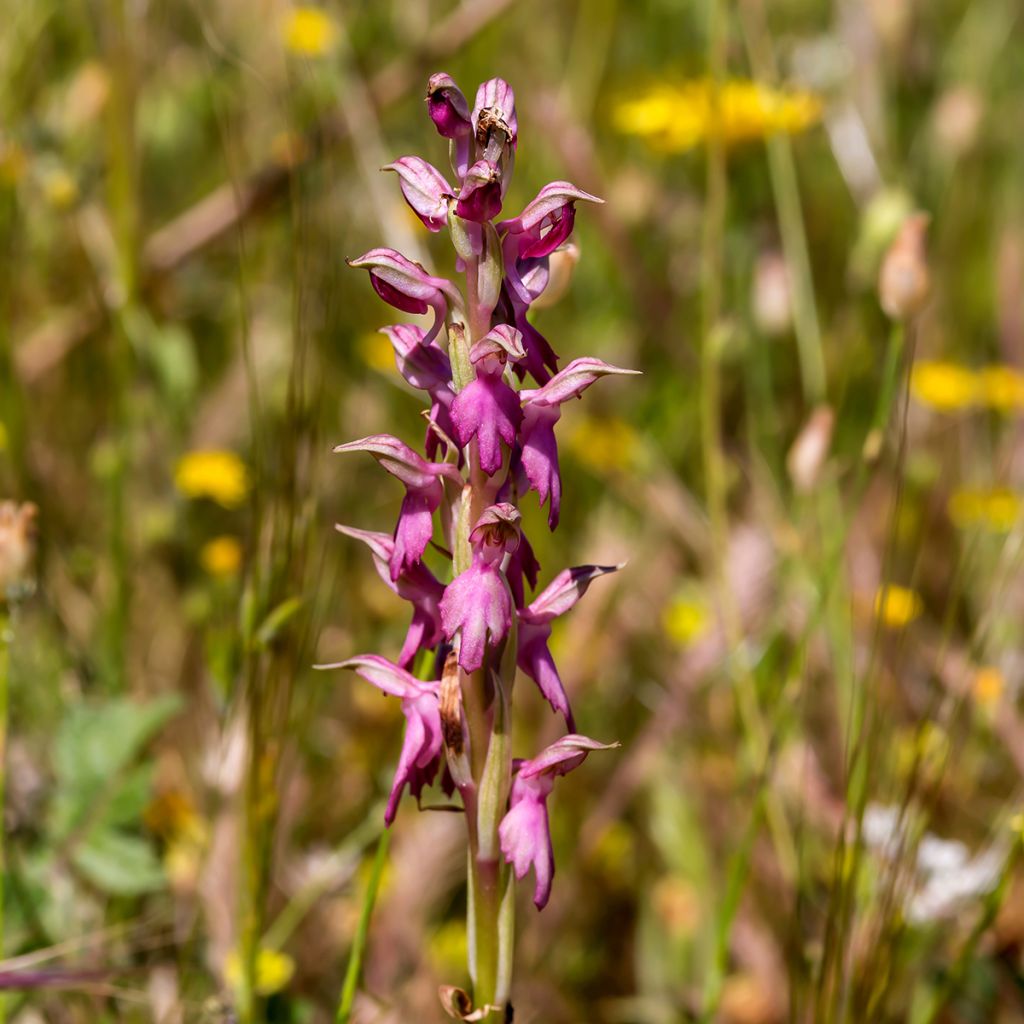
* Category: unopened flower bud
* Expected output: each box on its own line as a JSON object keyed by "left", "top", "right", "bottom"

{"left": 786, "top": 406, "right": 835, "bottom": 494}
{"left": 0, "top": 501, "right": 37, "bottom": 601}
{"left": 879, "top": 213, "right": 931, "bottom": 320}
{"left": 426, "top": 73, "right": 471, "bottom": 140}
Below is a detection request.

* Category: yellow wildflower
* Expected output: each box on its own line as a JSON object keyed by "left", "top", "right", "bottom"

{"left": 225, "top": 947, "right": 295, "bottom": 996}
{"left": 282, "top": 6, "right": 339, "bottom": 57}
{"left": 613, "top": 79, "right": 822, "bottom": 152}
{"left": 42, "top": 168, "right": 79, "bottom": 210}
{"left": 874, "top": 584, "right": 922, "bottom": 629}
{"left": 200, "top": 536, "right": 244, "bottom": 577}
{"left": 662, "top": 593, "right": 709, "bottom": 646}
{"left": 359, "top": 331, "right": 396, "bottom": 373}
{"left": 979, "top": 365, "right": 1024, "bottom": 411}
{"left": 910, "top": 360, "right": 979, "bottom": 411}
{"left": 972, "top": 666, "right": 1005, "bottom": 709}
{"left": 174, "top": 450, "right": 249, "bottom": 508}
{"left": 566, "top": 415, "right": 639, "bottom": 473}
{"left": 948, "top": 488, "right": 1022, "bottom": 532}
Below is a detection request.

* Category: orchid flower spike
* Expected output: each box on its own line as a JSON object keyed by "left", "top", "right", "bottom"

{"left": 499, "top": 735, "right": 618, "bottom": 909}
{"left": 317, "top": 656, "right": 444, "bottom": 826}
{"left": 520, "top": 359, "right": 641, "bottom": 528}
{"left": 336, "top": 73, "right": 635, "bottom": 1007}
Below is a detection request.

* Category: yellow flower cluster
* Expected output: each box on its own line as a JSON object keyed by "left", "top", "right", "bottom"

{"left": 910, "top": 361, "right": 1024, "bottom": 413}
{"left": 225, "top": 947, "right": 296, "bottom": 996}
{"left": 174, "top": 450, "right": 249, "bottom": 508}
{"left": 874, "top": 584, "right": 922, "bottom": 629}
{"left": 972, "top": 666, "right": 1005, "bottom": 709}
{"left": 948, "top": 488, "right": 1022, "bottom": 532}
{"left": 613, "top": 79, "right": 822, "bottom": 152}
{"left": 282, "top": 6, "right": 339, "bottom": 57}
{"left": 200, "top": 535, "right": 244, "bottom": 577}
{"left": 662, "top": 594, "right": 709, "bottom": 646}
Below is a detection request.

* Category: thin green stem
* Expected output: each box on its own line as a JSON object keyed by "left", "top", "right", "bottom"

{"left": 0, "top": 610, "right": 9, "bottom": 1024}
{"left": 699, "top": 0, "right": 798, "bottom": 884}
{"left": 738, "top": 0, "right": 826, "bottom": 404}
{"left": 335, "top": 828, "right": 391, "bottom": 1024}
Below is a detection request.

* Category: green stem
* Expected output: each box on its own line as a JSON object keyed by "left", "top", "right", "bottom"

{"left": 738, "top": 0, "right": 826, "bottom": 404}
{"left": 103, "top": 0, "right": 139, "bottom": 692}
{"left": 0, "top": 610, "right": 9, "bottom": 1024}
{"left": 453, "top": 248, "right": 513, "bottom": 1018}
{"left": 335, "top": 829, "right": 391, "bottom": 1024}
{"left": 699, "top": 0, "right": 798, "bottom": 884}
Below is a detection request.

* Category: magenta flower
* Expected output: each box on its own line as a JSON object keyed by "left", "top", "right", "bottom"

{"left": 347, "top": 248, "right": 459, "bottom": 343}
{"left": 383, "top": 157, "right": 454, "bottom": 232}
{"left": 520, "top": 358, "right": 640, "bottom": 528}
{"left": 499, "top": 735, "right": 617, "bottom": 909}
{"left": 451, "top": 325, "right": 525, "bottom": 475}
{"left": 426, "top": 72, "right": 472, "bottom": 139}
{"left": 425, "top": 73, "right": 472, "bottom": 181}
{"left": 335, "top": 525, "right": 445, "bottom": 668}
{"left": 337, "top": 74, "right": 633, "bottom": 1007}
{"left": 319, "top": 655, "right": 443, "bottom": 825}
{"left": 333, "top": 434, "right": 461, "bottom": 580}
{"left": 517, "top": 564, "right": 620, "bottom": 727}
{"left": 439, "top": 504, "right": 520, "bottom": 671}
{"left": 501, "top": 181, "right": 603, "bottom": 260}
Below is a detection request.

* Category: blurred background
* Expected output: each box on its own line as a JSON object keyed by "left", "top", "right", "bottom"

{"left": 2, "top": 0, "right": 1024, "bottom": 1020}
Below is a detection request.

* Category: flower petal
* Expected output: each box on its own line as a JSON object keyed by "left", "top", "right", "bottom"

{"left": 383, "top": 156, "right": 454, "bottom": 232}
{"left": 522, "top": 357, "right": 641, "bottom": 408}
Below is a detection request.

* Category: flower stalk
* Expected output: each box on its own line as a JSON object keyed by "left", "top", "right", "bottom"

{"left": 325, "top": 73, "right": 633, "bottom": 1017}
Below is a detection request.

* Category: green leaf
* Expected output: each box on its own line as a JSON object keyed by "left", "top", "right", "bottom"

{"left": 72, "top": 829, "right": 166, "bottom": 896}
{"left": 254, "top": 596, "right": 304, "bottom": 650}
{"left": 51, "top": 694, "right": 183, "bottom": 839}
